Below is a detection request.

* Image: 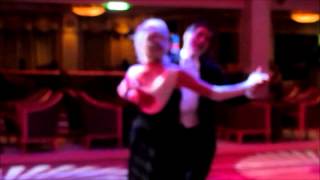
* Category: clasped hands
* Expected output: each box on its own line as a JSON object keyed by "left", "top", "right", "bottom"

{"left": 244, "top": 67, "right": 270, "bottom": 99}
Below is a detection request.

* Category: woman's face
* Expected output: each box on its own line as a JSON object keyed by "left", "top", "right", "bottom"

{"left": 136, "top": 29, "right": 169, "bottom": 64}
{"left": 144, "top": 32, "right": 169, "bottom": 61}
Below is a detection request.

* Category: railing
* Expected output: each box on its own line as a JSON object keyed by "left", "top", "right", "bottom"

{"left": 0, "top": 69, "right": 125, "bottom": 77}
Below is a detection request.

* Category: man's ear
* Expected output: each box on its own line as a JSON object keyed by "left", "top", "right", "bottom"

{"left": 182, "top": 32, "right": 189, "bottom": 45}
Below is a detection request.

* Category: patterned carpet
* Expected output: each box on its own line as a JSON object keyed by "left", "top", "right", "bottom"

{"left": 235, "top": 149, "right": 319, "bottom": 180}
{"left": 2, "top": 164, "right": 128, "bottom": 180}
{"left": 1, "top": 141, "right": 319, "bottom": 180}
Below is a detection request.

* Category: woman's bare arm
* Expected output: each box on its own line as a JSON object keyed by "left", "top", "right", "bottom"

{"left": 176, "top": 69, "right": 268, "bottom": 101}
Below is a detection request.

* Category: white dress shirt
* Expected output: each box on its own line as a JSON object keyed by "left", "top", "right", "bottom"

{"left": 179, "top": 48, "right": 200, "bottom": 128}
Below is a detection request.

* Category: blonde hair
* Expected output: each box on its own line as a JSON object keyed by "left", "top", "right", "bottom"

{"left": 133, "top": 18, "right": 170, "bottom": 64}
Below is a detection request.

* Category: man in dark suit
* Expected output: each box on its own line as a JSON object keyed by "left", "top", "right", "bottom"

{"left": 177, "top": 21, "right": 227, "bottom": 180}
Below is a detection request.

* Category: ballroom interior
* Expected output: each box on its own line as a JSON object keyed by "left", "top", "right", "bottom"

{"left": 0, "top": 0, "right": 319, "bottom": 179}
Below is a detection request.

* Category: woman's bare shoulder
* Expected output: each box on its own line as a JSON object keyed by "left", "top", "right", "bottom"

{"left": 126, "top": 64, "right": 144, "bottom": 77}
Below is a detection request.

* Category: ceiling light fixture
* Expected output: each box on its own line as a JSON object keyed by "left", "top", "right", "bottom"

{"left": 290, "top": 11, "right": 320, "bottom": 23}
{"left": 103, "top": 1, "right": 131, "bottom": 11}
{"left": 72, "top": 4, "right": 106, "bottom": 17}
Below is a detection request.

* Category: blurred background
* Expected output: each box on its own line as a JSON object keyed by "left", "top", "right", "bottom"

{"left": 0, "top": 1, "right": 319, "bottom": 179}
{"left": 0, "top": 0, "right": 318, "bottom": 74}
{"left": 0, "top": 0, "right": 319, "bottom": 147}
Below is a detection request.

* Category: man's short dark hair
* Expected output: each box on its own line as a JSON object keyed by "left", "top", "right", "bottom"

{"left": 185, "top": 21, "right": 212, "bottom": 34}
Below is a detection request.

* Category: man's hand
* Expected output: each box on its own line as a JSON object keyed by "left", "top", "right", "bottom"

{"left": 127, "top": 88, "right": 155, "bottom": 107}
{"left": 245, "top": 82, "right": 269, "bottom": 99}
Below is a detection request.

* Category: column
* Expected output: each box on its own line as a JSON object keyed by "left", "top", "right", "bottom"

{"left": 239, "top": 0, "right": 273, "bottom": 73}
{"left": 61, "top": 13, "right": 79, "bottom": 69}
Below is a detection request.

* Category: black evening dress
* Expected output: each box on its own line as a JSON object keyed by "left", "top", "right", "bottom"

{"left": 128, "top": 90, "right": 185, "bottom": 180}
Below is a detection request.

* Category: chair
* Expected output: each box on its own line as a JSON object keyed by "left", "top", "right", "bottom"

{"left": 223, "top": 101, "right": 271, "bottom": 143}
{"left": 0, "top": 88, "right": 53, "bottom": 146}
{"left": 77, "top": 90, "right": 123, "bottom": 148}
{"left": 1, "top": 88, "right": 52, "bottom": 111}
{"left": 296, "top": 97, "right": 320, "bottom": 139}
{"left": 275, "top": 89, "right": 320, "bottom": 139}
{"left": 15, "top": 91, "right": 64, "bottom": 151}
